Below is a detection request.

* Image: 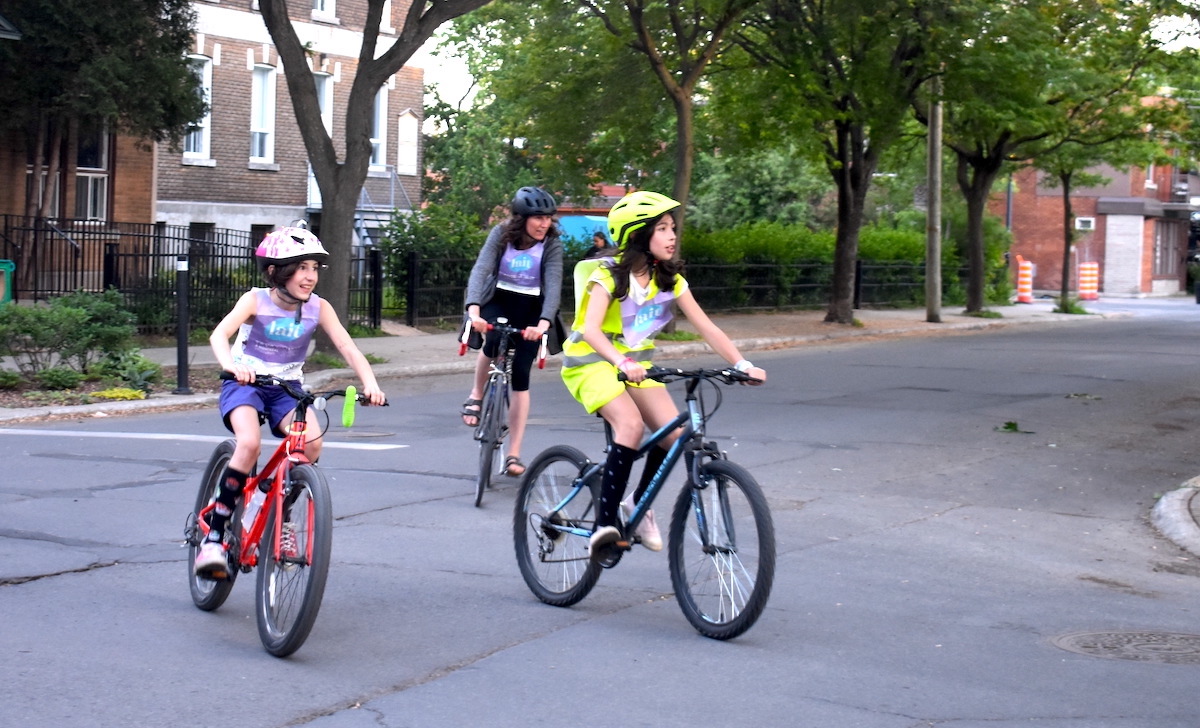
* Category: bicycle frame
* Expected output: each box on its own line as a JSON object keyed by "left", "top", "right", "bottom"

{"left": 550, "top": 375, "right": 719, "bottom": 542}
{"left": 194, "top": 396, "right": 318, "bottom": 572}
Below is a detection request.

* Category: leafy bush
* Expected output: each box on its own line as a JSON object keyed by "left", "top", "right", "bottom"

{"left": 94, "top": 350, "right": 162, "bottom": 393}
{"left": 36, "top": 367, "right": 83, "bottom": 390}
{"left": 91, "top": 387, "right": 147, "bottom": 401}
{"left": 0, "top": 304, "right": 89, "bottom": 377}
{"left": 381, "top": 202, "right": 486, "bottom": 316}
{"left": 0, "top": 369, "right": 22, "bottom": 389}
{"left": 52, "top": 288, "right": 137, "bottom": 372}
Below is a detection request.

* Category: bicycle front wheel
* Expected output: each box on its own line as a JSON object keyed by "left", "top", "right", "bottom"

{"left": 188, "top": 439, "right": 238, "bottom": 611}
{"left": 513, "top": 445, "right": 601, "bottom": 607}
{"left": 475, "top": 376, "right": 507, "bottom": 507}
{"left": 669, "top": 459, "right": 776, "bottom": 640}
{"left": 255, "top": 464, "right": 332, "bottom": 657}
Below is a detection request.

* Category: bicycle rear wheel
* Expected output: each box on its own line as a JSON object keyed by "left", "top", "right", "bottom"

{"left": 513, "top": 445, "right": 601, "bottom": 607}
{"left": 255, "top": 464, "right": 332, "bottom": 657}
{"left": 668, "top": 459, "right": 776, "bottom": 640}
{"left": 475, "top": 375, "right": 507, "bottom": 507}
{"left": 187, "top": 439, "right": 238, "bottom": 611}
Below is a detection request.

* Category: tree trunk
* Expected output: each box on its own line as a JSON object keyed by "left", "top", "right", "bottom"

{"left": 1058, "top": 172, "right": 1074, "bottom": 309}
{"left": 956, "top": 153, "right": 1004, "bottom": 313}
{"left": 824, "top": 121, "right": 874, "bottom": 324}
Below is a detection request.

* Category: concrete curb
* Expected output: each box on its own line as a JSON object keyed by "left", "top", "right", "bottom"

{"left": 1152, "top": 481, "right": 1200, "bottom": 557}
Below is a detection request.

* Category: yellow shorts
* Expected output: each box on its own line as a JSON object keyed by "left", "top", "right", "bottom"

{"left": 561, "top": 358, "right": 663, "bottom": 414}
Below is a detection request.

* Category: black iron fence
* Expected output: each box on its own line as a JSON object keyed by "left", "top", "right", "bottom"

{"left": 0, "top": 215, "right": 383, "bottom": 335}
{"left": 1, "top": 215, "right": 994, "bottom": 334}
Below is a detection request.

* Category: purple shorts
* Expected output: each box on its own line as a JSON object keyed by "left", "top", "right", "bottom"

{"left": 218, "top": 379, "right": 301, "bottom": 438}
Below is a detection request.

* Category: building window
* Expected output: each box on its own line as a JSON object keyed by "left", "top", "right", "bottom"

{"left": 370, "top": 86, "right": 388, "bottom": 168}
{"left": 251, "top": 64, "right": 276, "bottom": 162}
{"left": 185, "top": 56, "right": 213, "bottom": 159}
{"left": 312, "top": 0, "right": 337, "bottom": 22}
{"left": 314, "top": 72, "right": 333, "bottom": 134}
{"left": 380, "top": 0, "right": 395, "bottom": 33}
{"left": 74, "top": 126, "right": 109, "bottom": 221}
{"left": 396, "top": 110, "right": 418, "bottom": 176}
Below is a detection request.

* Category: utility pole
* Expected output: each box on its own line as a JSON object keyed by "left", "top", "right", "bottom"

{"left": 926, "top": 72, "right": 943, "bottom": 324}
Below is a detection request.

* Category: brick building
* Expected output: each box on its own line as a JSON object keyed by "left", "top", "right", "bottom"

{"left": 156, "top": 0, "right": 423, "bottom": 246}
{"left": 0, "top": 0, "right": 423, "bottom": 245}
{"left": 993, "top": 162, "right": 1198, "bottom": 297}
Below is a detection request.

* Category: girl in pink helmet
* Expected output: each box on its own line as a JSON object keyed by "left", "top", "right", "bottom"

{"left": 194, "top": 224, "right": 386, "bottom": 579}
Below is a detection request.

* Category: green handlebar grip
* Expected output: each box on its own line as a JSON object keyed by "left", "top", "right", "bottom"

{"left": 342, "top": 385, "right": 357, "bottom": 428}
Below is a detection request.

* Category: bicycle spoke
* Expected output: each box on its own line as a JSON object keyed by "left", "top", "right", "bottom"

{"left": 513, "top": 446, "right": 601, "bottom": 606}
{"left": 670, "top": 460, "right": 775, "bottom": 640}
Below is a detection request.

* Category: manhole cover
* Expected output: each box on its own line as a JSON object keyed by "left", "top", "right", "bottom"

{"left": 1052, "top": 631, "right": 1200, "bottom": 665}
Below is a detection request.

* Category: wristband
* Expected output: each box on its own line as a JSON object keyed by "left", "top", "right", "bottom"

{"left": 734, "top": 359, "right": 753, "bottom": 373}
{"left": 617, "top": 357, "right": 636, "bottom": 369}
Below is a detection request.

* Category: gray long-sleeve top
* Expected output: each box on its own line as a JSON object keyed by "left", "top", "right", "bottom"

{"left": 464, "top": 221, "right": 564, "bottom": 324}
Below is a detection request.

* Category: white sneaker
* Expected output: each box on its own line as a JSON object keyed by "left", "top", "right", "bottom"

{"left": 588, "top": 525, "right": 621, "bottom": 556}
{"left": 194, "top": 540, "right": 229, "bottom": 579}
{"left": 621, "top": 499, "right": 663, "bottom": 552}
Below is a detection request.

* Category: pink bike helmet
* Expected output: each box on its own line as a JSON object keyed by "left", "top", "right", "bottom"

{"left": 255, "top": 226, "right": 329, "bottom": 269}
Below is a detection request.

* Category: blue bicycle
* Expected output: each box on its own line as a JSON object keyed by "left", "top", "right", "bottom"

{"left": 513, "top": 365, "right": 776, "bottom": 640}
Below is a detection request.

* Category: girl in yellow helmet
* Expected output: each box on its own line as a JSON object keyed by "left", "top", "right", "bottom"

{"left": 561, "top": 191, "right": 766, "bottom": 554}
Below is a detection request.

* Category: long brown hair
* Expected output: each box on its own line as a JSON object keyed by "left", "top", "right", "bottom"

{"left": 610, "top": 212, "right": 682, "bottom": 300}
{"left": 500, "top": 214, "right": 561, "bottom": 250}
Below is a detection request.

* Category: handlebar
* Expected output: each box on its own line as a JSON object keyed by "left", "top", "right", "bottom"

{"left": 617, "top": 364, "right": 762, "bottom": 385}
{"left": 457, "top": 317, "right": 550, "bottom": 368}
{"left": 219, "top": 371, "right": 387, "bottom": 428}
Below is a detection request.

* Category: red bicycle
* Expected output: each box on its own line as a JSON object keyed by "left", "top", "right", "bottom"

{"left": 184, "top": 374, "right": 380, "bottom": 657}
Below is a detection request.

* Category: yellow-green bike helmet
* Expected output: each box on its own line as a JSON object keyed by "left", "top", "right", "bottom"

{"left": 607, "top": 190, "right": 680, "bottom": 249}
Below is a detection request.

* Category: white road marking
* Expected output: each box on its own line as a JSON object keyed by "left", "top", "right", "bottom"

{"left": 0, "top": 429, "right": 406, "bottom": 450}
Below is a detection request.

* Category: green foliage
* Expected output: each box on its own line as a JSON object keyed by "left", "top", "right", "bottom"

{"left": 0, "top": 370, "right": 23, "bottom": 390}
{"left": 0, "top": 0, "right": 205, "bottom": 145}
{"left": 52, "top": 289, "right": 138, "bottom": 372}
{"left": 91, "top": 387, "right": 148, "bottom": 401}
{"left": 36, "top": 367, "right": 83, "bottom": 391}
{"left": 94, "top": 350, "right": 163, "bottom": 393}
{"left": 381, "top": 203, "right": 487, "bottom": 314}
{"left": 0, "top": 304, "right": 89, "bottom": 378}
{"left": 688, "top": 146, "right": 836, "bottom": 230}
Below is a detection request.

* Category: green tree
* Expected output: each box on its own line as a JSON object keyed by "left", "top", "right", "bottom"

{"left": 423, "top": 91, "right": 540, "bottom": 227}
{"left": 447, "top": 0, "right": 756, "bottom": 225}
{"left": 0, "top": 0, "right": 205, "bottom": 288}
{"left": 258, "top": 0, "right": 491, "bottom": 340}
{"left": 730, "top": 0, "right": 941, "bottom": 323}
{"left": 925, "top": 0, "right": 1183, "bottom": 312}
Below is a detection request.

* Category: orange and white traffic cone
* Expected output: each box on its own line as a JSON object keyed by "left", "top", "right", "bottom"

{"left": 1016, "top": 255, "right": 1034, "bottom": 303}
{"left": 1078, "top": 262, "right": 1099, "bottom": 301}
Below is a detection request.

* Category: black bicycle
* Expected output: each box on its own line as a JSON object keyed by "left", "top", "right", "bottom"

{"left": 460, "top": 317, "right": 547, "bottom": 506}
{"left": 513, "top": 365, "right": 776, "bottom": 640}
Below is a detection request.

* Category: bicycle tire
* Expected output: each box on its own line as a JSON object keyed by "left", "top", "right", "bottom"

{"left": 255, "top": 464, "right": 332, "bottom": 657}
{"left": 668, "top": 459, "right": 776, "bottom": 640}
{"left": 188, "top": 439, "right": 238, "bottom": 611}
{"left": 475, "top": 375, "right": 506, "bottom": 507}
{"left": 513, "top": 445, "right": 601, "bottom": 607}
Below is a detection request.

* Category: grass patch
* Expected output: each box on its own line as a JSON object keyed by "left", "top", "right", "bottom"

{"left": 963, "top": 310, "right": 1003, "bottom": 319}
{"left": 657, "top": 330, "right": 701, "bottom": 342}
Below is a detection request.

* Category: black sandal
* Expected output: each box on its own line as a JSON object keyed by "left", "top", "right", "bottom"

{"left": 460, "top": 398, "right": 481, "bottom": 427}
{"left": 504, "top": 455, "right": 526, "bottom": 477}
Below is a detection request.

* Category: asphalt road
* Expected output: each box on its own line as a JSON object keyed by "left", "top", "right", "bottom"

{"left": 4, "top": 308, "right": 1200, "bottom": 727}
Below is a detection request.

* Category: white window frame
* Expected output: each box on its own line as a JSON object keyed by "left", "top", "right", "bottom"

{"left": 75, "top": 127, "right": 109, "bottom": 221}
{"left": 184, "top": 56, "right": 213, "bottom": 161}
{"left": 314, "top": 71, "right": 334, "bottom": 134}
{"left": 396, "top": 110, "right": 418, "bottom": 176}
{"left": 250, "top": 64, "right": 277, "bottom": 163}
{"left": 370, "top": 86, "right": 388, "bottom": 169}
{"left": 312, "top": 0, "right": 337, "bottom": 23}
{"left": 380, "top": 0, "right": 395, "bottom": 33}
